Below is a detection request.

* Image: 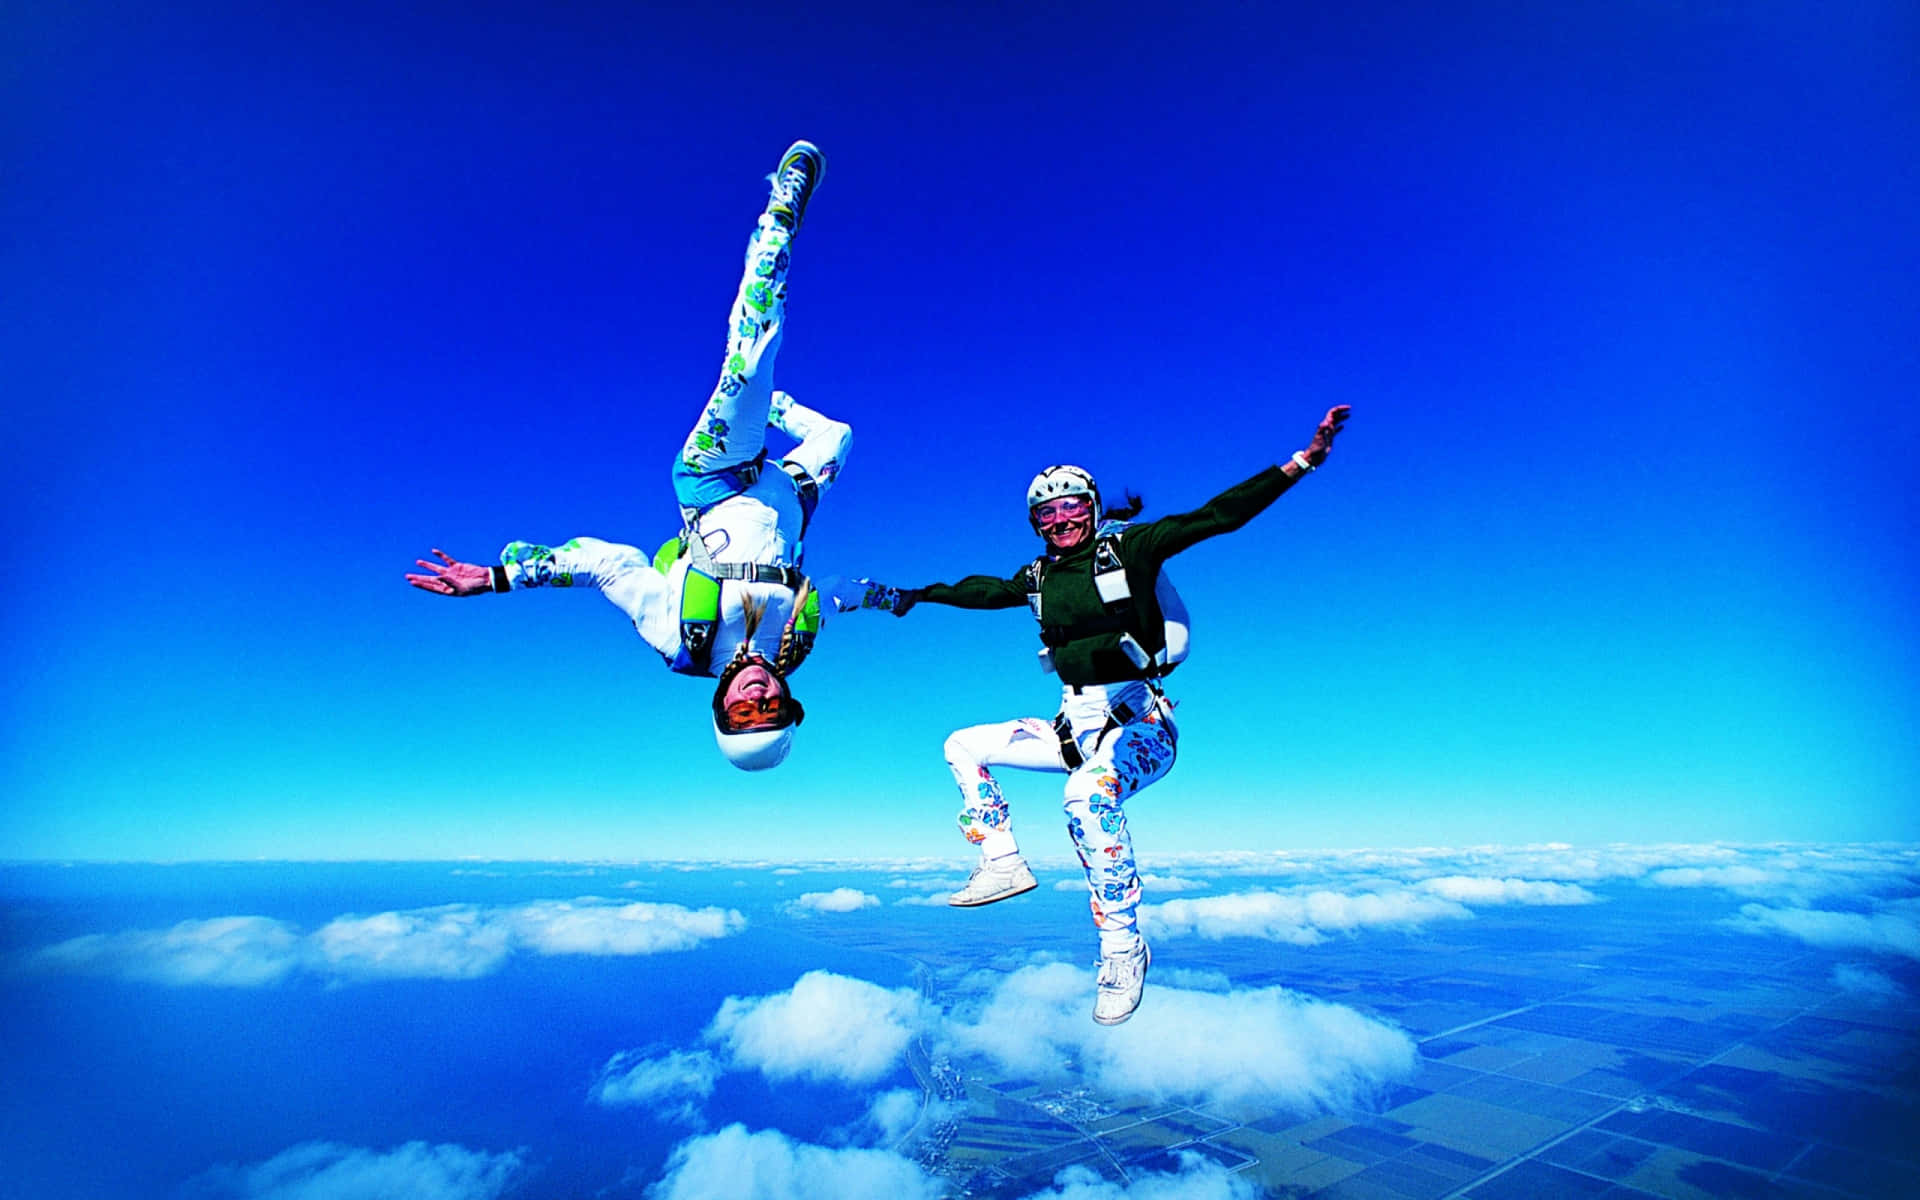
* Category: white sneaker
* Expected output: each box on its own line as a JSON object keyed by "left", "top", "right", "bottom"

{"left": 1093, "top": 940, "right": 1150, "bottom": 1026}
{"left": 948, "top": 855, "right": 1037, "bottom": 907}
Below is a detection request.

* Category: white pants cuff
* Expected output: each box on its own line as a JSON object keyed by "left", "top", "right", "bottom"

{"left": 979, "top": 831, "right": 1020, "bottom": 861}
{"left": 1099, "top": 928, "right": 1144, "bottom": 957}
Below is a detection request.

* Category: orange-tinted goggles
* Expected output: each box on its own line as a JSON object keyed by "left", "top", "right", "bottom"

{"left": 719, "top": 694, "right": 803, "bottom": 732}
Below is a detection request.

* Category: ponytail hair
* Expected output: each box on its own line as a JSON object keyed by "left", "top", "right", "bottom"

{"left": 738, "top": 594, "right": 767, "bottom": 640}
{"left": 1104, "top": 492, "right": 1145, "bottom": 522}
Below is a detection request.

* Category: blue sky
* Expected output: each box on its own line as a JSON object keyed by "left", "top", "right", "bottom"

{"left": 4, "top": 0, "right": 1915, "bottom": 861}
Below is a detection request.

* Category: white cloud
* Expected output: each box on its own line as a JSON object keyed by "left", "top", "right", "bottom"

{"left": 1017, "top": 1152, "right": 1258, "bottom": 1200}
{"left": 592, "top": 1048, "right": 725, "bottom": 1119}
{"left": 504, "top": 900, "right": 745, "bottom": 956}
{"left": 1141, "top": 889, "right": 1470, "bottom": 944}
{"left": 1416, "top": 876, "right": 1597, "bottom": 906}
{"left": 32, "top": 899, "right": 745, "bottom": 987}
{"left": 707, "top": 970, "right": 929, "bottom": 1085}
{"left": 182, "top": 1140, "right": 525, "bottom": 1200}
{"left": 313, "top": 907, "right": 513, "bottom": 981}
{"left": 592, "top": 961, "right": 1411, "bottom": 1136}
{"left": 893, "top": 892, "right": 955, "bottom": 907}
{"left": 1638, "top": 850, "right": 1920, "bottom": 906}
{"left": 788, "top": 888, "right": 880, "bottom": 915}
{"left": 32, "top": 916, "right": 307, "bottom": 988}
{"left": 1127, "top": 842, "right": 1918, "bottom": 900}
{"left": 1832, "top": 963, "right": 1905, "bottom": 1000}
{"left": 1644, "top": 866, "right": 1786, "bottom": 891}
{"left": 862, "top": 1089, "right": 922, "bottom": 1143}
{"left": 648, "top": 1124, "right": 943, "bottom": 1200}
{"left": 1154, "top": 967, "right": 1232, "bottom": 992}
{"left": 1726, "top": 904, "right": 1920, "bottom": 960}
{"left": 1139, "top": 874, "right": 1212, "bottom": 893}
{"left": 946, "top": 963, "right": 1416, "bottom": 1111}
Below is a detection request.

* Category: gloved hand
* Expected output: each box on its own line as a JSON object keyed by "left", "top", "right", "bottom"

{"left": 828, "top": 578, "right": 919, "bottom": 617}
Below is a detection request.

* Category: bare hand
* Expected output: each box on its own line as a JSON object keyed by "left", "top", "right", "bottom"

{"left": 406, "top": 548, "right": 494, "bottom": 596}
{"left": 1302, "top": 404, "right": 1351, "bottom": 467}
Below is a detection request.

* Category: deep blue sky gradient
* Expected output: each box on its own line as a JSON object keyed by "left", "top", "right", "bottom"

{"left": 5, "top": 0, "right": 1915, "bottom": 859}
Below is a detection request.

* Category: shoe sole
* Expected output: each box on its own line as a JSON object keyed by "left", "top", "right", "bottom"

{"left": 1092, "top": 944, "right": 1151, "bottom": 1026}
{"left": 947, "top": 878, "right": 1037, "bottom": 908}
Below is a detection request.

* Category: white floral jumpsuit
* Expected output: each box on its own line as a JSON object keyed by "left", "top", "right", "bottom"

{"left": 493, "top": 206, "right": 851, "bottom": 670}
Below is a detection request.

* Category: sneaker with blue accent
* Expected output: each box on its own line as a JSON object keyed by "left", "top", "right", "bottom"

{"left": 767, "top": 140, "right": 826, "bottom": 231}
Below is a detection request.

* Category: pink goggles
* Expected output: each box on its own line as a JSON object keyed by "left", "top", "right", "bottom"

{"left": 1032, "top": 496, "right": 1093, "bottom": 525}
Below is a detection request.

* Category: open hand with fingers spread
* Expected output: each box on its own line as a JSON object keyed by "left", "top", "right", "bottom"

{"left": 406, "top": 548, "right": 495, "bottom": 597}
{"left": 1301, "top": 404, "right": 1351, "bottom": 467}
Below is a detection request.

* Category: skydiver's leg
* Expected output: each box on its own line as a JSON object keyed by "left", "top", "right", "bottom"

{"left": 673, "top": 144, "right": 824, "bottom": 513}
{"left": 675, "top": 211, "right": 791, "bottom": 483}
{"left": 943, "top": 718, "right": 1066, "bottom": 858}
{"left": 769, "top": 391, "right": 852, "bottom": 499}
{"left": 1061, "top": 713, "right": 1177, "bottom": 956}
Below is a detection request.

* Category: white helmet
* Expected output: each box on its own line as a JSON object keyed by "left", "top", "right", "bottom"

{"left": 1026, "top": 465, "right": 1100, "bottom": 517}
{"left": 713, "top": 722, "right": 796, "bottom": 771}
{"left": 710, "top": 655, "right": 804, "bottom": 772}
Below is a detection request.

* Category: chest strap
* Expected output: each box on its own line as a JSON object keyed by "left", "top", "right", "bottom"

{"left": 710, "top": 561, "right": 806, "bottom": 589}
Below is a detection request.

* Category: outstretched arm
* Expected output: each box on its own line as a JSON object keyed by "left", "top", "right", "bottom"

{"left": 826, "top": 571, "right": 1027, "bottom": 618}
{"left": 1132, "top": 405, "right": 1351, "bottom": 561}
{"left": 407, "top": 538, "right": 667, "bottom": 620}
{"left": 407, "top": 549, "right": 506, "bottom": 596}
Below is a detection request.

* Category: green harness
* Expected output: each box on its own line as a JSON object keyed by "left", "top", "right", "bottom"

{"left": 653, "top": 533, "right": 820, "bottom": 677}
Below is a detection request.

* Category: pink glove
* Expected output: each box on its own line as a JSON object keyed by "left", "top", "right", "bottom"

{"left": 406, "top": 548, "right": 495, "bottom": 596}
{"left": 1302, "top": 404, "right": 1351, "bottom": 467}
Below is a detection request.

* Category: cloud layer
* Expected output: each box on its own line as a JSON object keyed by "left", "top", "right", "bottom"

{"left": 32, "top": 899, "right": 746, "bottom": 987}
{"left": 599, "top": 962, "right": 1414, "bottom": 1131}
{"left": 947, "top": 963, "right": 1416, "bottom": 1110}
{"left": 182, "top": 1141, "right": 526, "bottom": 1200}
{"left": 1415, "top": 875, "right": 1596, "bottom": 905}
{"left": 1016, "top": 1152, "right": 1258, "bottom": 1200}
{"left": 1725, "top": 901, "right": 1920, "bottom": 960}
{"left": 1140, "top": 889, "right": 1472, "bottom": 944}
{"left": 648, "top": 1124, "right": 944, "bottom": 1200}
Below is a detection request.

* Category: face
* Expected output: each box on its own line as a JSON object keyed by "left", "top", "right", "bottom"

{"left": 1033, "top": 495, "right": 1095, "bottom": 551}
{"left": 719, "top": 661, "right": 794, "bottom": 731}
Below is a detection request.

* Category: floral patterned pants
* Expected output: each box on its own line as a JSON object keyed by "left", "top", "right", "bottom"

{"left": 944, "top": 706, "right": 1178, "bottom": 953}
{"left": 672, "top": 212, "right": 794, "bottom": 512}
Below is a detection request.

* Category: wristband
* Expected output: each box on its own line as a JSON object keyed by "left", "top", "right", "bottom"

{"left": 1291, "top": 451, "right": 1315, "bottom": 474}
{"left": 490, "top": 565, "right": 511, "bottom": 593}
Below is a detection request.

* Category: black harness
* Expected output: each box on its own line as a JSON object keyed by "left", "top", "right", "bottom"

{"left": 1027, "top": 531, "right": 1173, "bottom": 768}
{"left": 1050, "top": 688, "right": 1164, "bottom": 769}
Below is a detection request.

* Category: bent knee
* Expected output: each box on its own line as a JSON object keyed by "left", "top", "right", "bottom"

{"left": 943, "top": 729, "right": 977, "bottom": 769}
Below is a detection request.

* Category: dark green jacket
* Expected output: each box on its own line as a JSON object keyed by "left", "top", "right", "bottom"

{"left": 922, "top": 465, "right": 1299, "bottom": 686}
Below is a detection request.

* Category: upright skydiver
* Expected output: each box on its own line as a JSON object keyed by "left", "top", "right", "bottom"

{"left": 841, "top": 405, "right": 1351, "bottom": 1023}
{"left": 406, "top": 141, "right": 844, "bottom": 772}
